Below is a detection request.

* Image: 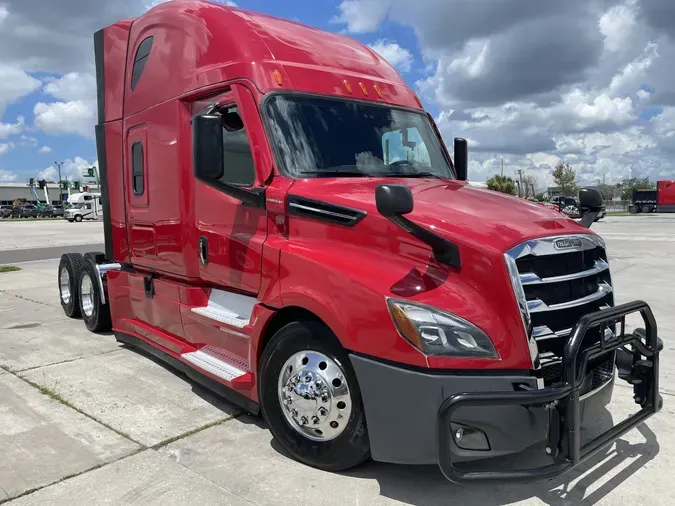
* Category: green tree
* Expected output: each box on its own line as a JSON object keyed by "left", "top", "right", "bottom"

{"left": 552, "top": 162, "right": 579, "bottom": 196}
{"left": 486, "top": 175, "right": 516, "bottom": 195}
{"left": 617, "top": 177, "right": 656, "bottom": 200}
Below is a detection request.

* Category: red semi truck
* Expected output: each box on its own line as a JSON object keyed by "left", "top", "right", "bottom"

{"left": 629, "top": 180, "right": 675, "bottom": 213}
{"left": 57, "top": 0, "right": 662, "bottom": 483}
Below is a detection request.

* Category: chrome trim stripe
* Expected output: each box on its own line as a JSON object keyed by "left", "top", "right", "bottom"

{"left": 520, "top": 259, "right": 609, "bottom": 285}
{"left": 506, "top": 234, "right": 605, "bottom": 260}
{"left": 288, "top": 202, "right": 355, "bottom": 221}
{"left": 532, "top": 325, "right": 572, "bottom": 341}
{"left": 527, "top": 282, "right": 612, "bottom": 313}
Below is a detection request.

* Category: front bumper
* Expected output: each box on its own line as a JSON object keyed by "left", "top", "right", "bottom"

{"left": 350, "top": 301, "right": 662, "bottom": 484}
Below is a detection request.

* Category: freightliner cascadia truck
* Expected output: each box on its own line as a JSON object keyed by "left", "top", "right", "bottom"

{"left": 57, "top": 0, "right": 663, "bottom": 483}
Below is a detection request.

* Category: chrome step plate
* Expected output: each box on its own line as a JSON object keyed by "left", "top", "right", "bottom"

{"left": 182, "top": 346, "right": 246, "bottom": 382}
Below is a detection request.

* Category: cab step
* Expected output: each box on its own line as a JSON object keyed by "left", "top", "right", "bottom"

{"left": 191, "top": 289, "right": 255, "bottom": 328}
{"left": 181, "top": 345, "right": 253, "bottom": 388}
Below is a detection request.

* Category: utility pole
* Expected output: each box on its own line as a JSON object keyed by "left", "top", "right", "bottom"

{"left": 501, "top": 157, "right": 504, "bottom": 177}
{"left": 54, "top": 161, "right": 64, "bottom": 203}
{"left": 517, "top": 169, "right": 524, "bottom": 197}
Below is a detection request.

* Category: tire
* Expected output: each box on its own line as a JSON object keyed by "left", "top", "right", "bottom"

{"left": 84, "top": 251, "right": 106, "bottom": 264}
{"left": 67, "top": 219, "right": 74, "bottom": 223}
{"left": 75, "top": 215, "right": 83, "bottom": 222}
{"left": 58, "top": 253, "right": 85, "bottom": 318}
{"left": 628, "top": 205, "right": 638, "bottom": 214}
{"left": 78, "top": 259, "right": 112, "bottom": 333}
{"left": 258, "top": 320, "right": 370, "bottom": 472}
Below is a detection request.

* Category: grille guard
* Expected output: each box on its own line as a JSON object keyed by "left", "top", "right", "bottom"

{"left": 437, "top": 300, "right": 663, "bottom": 484}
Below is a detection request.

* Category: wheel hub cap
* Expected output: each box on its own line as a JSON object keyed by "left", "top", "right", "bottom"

{"left": 80, "top": 273, "right": 94, "bottom": 317}
{"left": 59, "top": 267, "right": 71, "bottom": 305}
{"left": 278, "top": 350, "right": 352, "bottom": 441}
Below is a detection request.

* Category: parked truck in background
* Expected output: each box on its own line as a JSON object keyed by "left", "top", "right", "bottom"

{"left": 629, "top": 180, "right": 675, "bottom": 214}
{"left": 56, "top": 0, "right": 662, "bottom": 484}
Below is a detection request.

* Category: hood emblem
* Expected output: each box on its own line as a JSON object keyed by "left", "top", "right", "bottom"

{"left": 554, "top": 237, "right": 583, "bottom": 250}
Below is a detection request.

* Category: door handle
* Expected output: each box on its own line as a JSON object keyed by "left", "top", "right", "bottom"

{"left": 199, "top": 236, "right": 208, "bottom": 266}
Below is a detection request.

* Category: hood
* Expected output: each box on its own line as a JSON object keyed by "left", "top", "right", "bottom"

{"left": 288, "top": 178, "right": 591, "bottom": 254}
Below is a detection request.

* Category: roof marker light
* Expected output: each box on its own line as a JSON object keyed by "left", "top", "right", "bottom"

{"left": 373, "top": 84, "right": 382, "bottom": 98}
{"left": 343, "top": 80, "right": 353, "bottom": 94}
{"left": 359, "top": 82, "right": 368, "bottom": 96}
{"left": 273, "top": 70, "right": 283, "bottom": 86}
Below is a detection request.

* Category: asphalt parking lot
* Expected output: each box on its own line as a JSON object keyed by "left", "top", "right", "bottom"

{"left": 0, "top": 215, "right": 674, "bottom": 505}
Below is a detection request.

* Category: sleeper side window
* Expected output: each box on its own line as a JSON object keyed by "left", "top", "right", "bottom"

{"left": 220, "top": 106, "right": 255, "bottom": 186}
{"left": 131, "top": 36, "right": 154, "bottom": 91}
{"left": 131, "top": 141, "right": 145, "bottom": 195}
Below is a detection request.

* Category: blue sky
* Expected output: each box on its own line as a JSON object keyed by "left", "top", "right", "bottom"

{"left": 2, "top": 0, "right": 675, "bottom": 188}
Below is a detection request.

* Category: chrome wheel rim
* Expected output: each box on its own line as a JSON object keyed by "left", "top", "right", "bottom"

{"left": 80, "top": 273, "right": 95, "bottom": 317}
{"left": 278, "top": 350, "right": 353, "bottom": 442}
{"left": 59, "top": 267, "right": 71, "bottom": 305}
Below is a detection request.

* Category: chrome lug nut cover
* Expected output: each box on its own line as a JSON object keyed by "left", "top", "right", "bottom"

{"left": 278, "top": 350, "right": 353, "bottom": 441}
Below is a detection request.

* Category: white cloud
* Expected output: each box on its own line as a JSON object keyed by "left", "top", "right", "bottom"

{"left": 637, "top": 88, "right": 651, "bottom": 100}
{"left": 0, "top": 63, "right": 40, "bottom": 116}
{"left": 599, "top": 2, "right": 637, "bottom": 52}
{"left": 333, "top": 0, "right": 390, "bottom": 33}
{"left": 38, "top": 156, "right": 97, "bottom": 182}
{"left": 0, "top": 116, "right": 24, "bottom": 139}
{"left": 0, "top": 142, "right": 14, "bottom": 157}
{"left": 39, "top": 145, "right": 52, "bottom": 154}
{"left": 368, "top": 39, "right": 413, "bottom": 72}
{"left": 43, "top": 72, "right": 96, "bottom": 102}
{"left": 0, "top": 169, "right": 17, "bottom": 182}
{"left": 33, "top": 100, "right": 96, "bottom": 138}
{"left": 19, "top": 135, "right": 37, "bottom": 147}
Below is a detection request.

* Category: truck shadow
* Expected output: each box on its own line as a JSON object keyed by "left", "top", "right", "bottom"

{"left": 338, "top": 410, "right": 659, "bottom": 506}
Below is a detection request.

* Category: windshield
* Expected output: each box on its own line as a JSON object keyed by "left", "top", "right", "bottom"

{"left": 68, "top": 203, "right": 84, "bottom": 209}
{"left": 264, "top": 94, "right": 454, "bottom": 179}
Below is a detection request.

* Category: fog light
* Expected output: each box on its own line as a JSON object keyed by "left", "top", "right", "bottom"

{"left": 450, "top": 423, "right": 490, "bottom": 451}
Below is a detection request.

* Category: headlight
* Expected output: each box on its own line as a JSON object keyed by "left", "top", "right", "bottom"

{"left": 386, "top": 299, "right": 499, "bottom": 358}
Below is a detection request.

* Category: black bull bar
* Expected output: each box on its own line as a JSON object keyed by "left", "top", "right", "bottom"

{"left": 438, "top": 300, "right": 663, "bottom": 484}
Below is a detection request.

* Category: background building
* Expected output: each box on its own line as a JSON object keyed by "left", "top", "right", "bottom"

{"left": 0, "top": 182, "right": 101, "bottom": 206}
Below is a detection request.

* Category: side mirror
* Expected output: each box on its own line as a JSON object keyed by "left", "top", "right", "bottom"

{"left": 375, "top": 184, "right": 414, "bottom": 217}
{"left": 191, "top": 113, "right": 266, "bottom": 208}
{"left": 192, "top": 114, "right": 224, "bottom": 180}
{"left": 453, "top": 138, "right": 468, "bottom": 181}
{"left": 579, "top": 188, "right": 604, "bottom": 211}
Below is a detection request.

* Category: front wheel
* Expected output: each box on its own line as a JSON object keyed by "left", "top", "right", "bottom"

{"left": 74, "top": 215, "right": 83, "bottom": 223}
{"left": 258, "top": 320, "right": 370, "bottom": 472}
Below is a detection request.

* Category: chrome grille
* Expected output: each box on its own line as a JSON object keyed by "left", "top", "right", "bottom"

{"left": 506, "top": 234, "right": 615, "bottom": 384}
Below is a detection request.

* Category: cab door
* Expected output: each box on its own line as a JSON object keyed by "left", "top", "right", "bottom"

{"left": 194, "top": 85, "right": 269, "bottom": 295}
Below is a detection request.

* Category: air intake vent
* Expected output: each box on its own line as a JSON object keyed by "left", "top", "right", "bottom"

{"left": 287, "top": 196, "right": 367, "bottom": 227}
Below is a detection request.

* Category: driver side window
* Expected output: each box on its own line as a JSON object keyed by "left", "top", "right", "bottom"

{"left": 381, "top": 127, "right": 431, "bottom": 166}
{"left": 220, "top": 106, "right": 255, "bottom": 187}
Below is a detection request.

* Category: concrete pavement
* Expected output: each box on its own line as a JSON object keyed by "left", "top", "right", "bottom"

{"left": 0, "top": 215, "right": 674, "bottom": 505}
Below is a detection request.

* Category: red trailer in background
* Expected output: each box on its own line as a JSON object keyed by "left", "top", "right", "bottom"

{"left": 657, "top": 180, "right": 675, "bottom": 212}
{"left": 629, "top": 180, "right": 675, "bottom": 213}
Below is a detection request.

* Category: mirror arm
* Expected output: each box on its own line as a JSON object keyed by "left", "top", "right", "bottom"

{"left": 196, "top": 177, "right": 266, "bottom": 209}
{"left": 579, "top": 209, "right": 599, "bottom": 228}
{"left": 387, "top": 214, "right": 461, "bottom": 268}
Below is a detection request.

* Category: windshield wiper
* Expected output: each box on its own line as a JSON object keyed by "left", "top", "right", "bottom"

{"left": 380, "top": 172, "right": 447, "bottom": 180}
{"left": 300, "top": 170, "right": 369, "bottom": 178}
